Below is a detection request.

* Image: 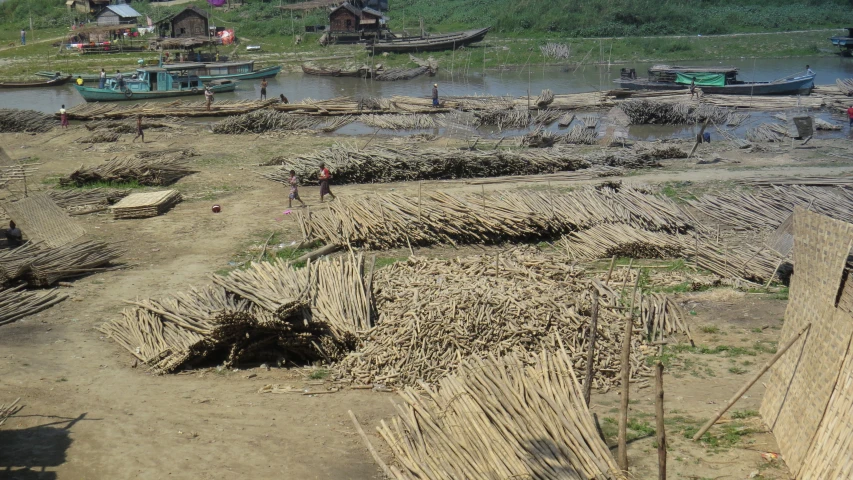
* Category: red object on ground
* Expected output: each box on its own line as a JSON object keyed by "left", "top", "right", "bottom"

{"left": 212, "top": 204, "right": 221, "bottom": 213}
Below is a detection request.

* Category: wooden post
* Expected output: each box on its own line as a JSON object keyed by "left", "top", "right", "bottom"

{"left": 582, "top": 288, "right": 600, "bottom": 405}
{"left": 417, "top": 181, "right": 422, "bottom": 223}
{"left": 348, "top": 410, "right": 393, "bottom": 479}
{"left": 620, "top": 258, "right": 634, "bottom": 294}
{"left": 617, "top": 310, "right": 633, "bottom": 471}
{"left": 604, "top": 255, "right": 617, "bottom": 285}
{"left": 481, "top": 185, "right": 486, "bottom": 214}
{"left": 692, "top": 322, "right": 811, "bottom": 441}
{"left": 656, "top": 362, "right": 666, "bottom": 480}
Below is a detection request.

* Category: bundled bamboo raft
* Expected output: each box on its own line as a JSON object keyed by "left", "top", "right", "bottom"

{"left": 62, "top": 99, "right": 276, "bottom": 120}
{"left": 211, "top": 110, "right": 321, "bottom": 134}
{"left": 366, "top": 349, "right": 626, "bottom": 480}
{"left": 101, "top": 254, "right": 372, "bottom": 373}
{"left": 374, "top": 66, "right": 431, "bottom": 81}
{"left": 27, "top": 240, "right": 124, "bottom": 287}
{"left": 60, "top": 149, "right": 198, "bottom": 187}
{"left": 110, "top": 190, "right": 182, "bottom": 219}
{"left": 619, "top": 99, "right": 729, "bottom": 125}
{"left": 262, "top": 142, "right": 590, "bottom": 185}
{"left": 0, "top": 109, "right": 56, "bottom": 133}
{"left": 746, "top": 123, "right": 790, "bottom": 142}
{"left": 360, "top": 113, "right": 439, "bottom": 130}
{"left": 297, "top": 186, "right": 688, "bottom": 250}
{"left": 338, "top": 250, "right": 670, "bottom": 389}
{"left": 0, "top": 285, "right": 67, "bottom": 327}
{"left": 558, "top": 112, "right": 575, "bottom": 127}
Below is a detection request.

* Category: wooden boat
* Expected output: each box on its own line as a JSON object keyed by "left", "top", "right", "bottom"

{"left": 830, "top": 28, "right": 853, "bottom": 55}
{"left": 163, "top": 61, "right": 281, "bottom": 81}
{"left": 367, "top": 27, "right": 490, "bottom": 53}
{"left": 0, "top": 75, "right": 72, "bottom": 88}
{"left": 615, "top": 65, "right": 815, "bottom": 95}
{"left": 35, "top": 70, "right": 135, "bottom": 81}
{"left": 74, "top": 66, "right": 236, "bottom": 102}
{"left": 301, "top": 64, "right": 366, "bottom": 77}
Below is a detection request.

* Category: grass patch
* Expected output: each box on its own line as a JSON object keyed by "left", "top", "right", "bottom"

{"left": 728, "top": 366, "right": 748, "bottom": 375}
{"left": 731, "top": 409, "right": 759, "bottom": 419}
{"left": 700, "top": 325, "right": 720, "bottom": 334}
{"left": 685, "top": 421, "right": 760, "bottom": 451}
{"left": 375, "top": 257, "right": 407, "bottom": 269}
{"left": 308, "top": 368, "right": 330, "bottom": 380}
{"left": 58, "top": 179, "right": 145, "bottom": 190}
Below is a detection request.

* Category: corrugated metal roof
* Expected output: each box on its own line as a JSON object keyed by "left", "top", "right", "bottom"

{"left": 361, "top": 7, "right": 383, "bottom": 17}
{"left": 104, "top": 4, "right": 141, "bottom": 18}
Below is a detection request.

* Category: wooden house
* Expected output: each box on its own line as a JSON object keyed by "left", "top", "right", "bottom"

{"left": 66, "top": 0, "right": 111, "bottom": 14}
{"left": 329, "top": 3, "right": 362, "bottom": 34}
{"left": 157, "top": 6, "right": 210, "bottom": 38}
{"left": 95, "top": 4, "right": 140, "bottom": 27}
{"left": 328, "top": 2, "right": 388, "bottom": 41}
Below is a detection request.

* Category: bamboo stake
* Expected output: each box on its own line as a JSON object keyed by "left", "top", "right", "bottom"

{"left": 349, "top": 410, "right": 394, "bottom": 479}
{"left": 604, "top": 255, "right": 617, "bottom": 285}
{"left": 656, "top": 361, "right": 666, "bottom": 480}
{"left": 582, "top": 288, "right": 600, "bottom": 405}
{"left": 617, "top": 310, "right": 633, "bottom": 471}
{"left": 692, "top": 322, "right": 812, "bottom": 441}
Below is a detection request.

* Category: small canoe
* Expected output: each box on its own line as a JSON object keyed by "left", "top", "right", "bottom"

{"left": 301, "top": 64, "right": 366, "bottom": 77}
{"left": 0, "top": 76, "right": 73, "bottom": 88}
{"left": 368, "top": 27, "right": 491, "bottom": 54}
{"left": 35, "top": 71, "right": 135, "bottom": 81}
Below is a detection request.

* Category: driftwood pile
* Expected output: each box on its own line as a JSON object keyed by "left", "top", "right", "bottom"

{"left": 100, "top": 254, "right": 372, "bottom": 373}
{"left": 60, "top": 149, "right": 198, "bottom": 187}
{"left": 297, "top": 186, "right": 688, "bottom": 250}
{"left": 619, "top": 100, "right": 729, "bottom": 125}
{"left": 0, "top": 109, "right": 56, "bottom": 133}
{"left": 212, "top": 110, "right": 321, "bottom": 134}
{"left": 0, "top": 285, "right": 67, "bottom": 327}
{"left": 263, "top": 143, "right": 589, "bottom": 185}
{"left": 338, "top": 250, "right": 680, "bottom": 389}
{"left": 365, "top": 349, "right": 625, "bottom": 480}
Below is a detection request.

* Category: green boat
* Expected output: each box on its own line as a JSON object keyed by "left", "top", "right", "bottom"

{"left": 161, "top": 61, "right": 281, "bottom": 81}
{"left": 74, "top": 66, "right": 236, "bottom": 102}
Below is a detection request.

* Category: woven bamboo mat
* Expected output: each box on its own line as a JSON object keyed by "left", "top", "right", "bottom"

{"left": 760, "top": 208, "right": 853, "bottom": 475}
{"left": 111, "top": 190, "right": 177, "bottom": 209}
{"left": 1, "top": 194, "right": 85, "bottom": 248}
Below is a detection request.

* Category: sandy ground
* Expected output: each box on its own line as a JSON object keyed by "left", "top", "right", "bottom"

{"left": 2, "top": 124, "right": 847, "bottom": 479}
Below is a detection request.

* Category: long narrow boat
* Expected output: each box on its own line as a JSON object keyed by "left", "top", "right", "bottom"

{"left": 163, "top": 61, "right": 281, "bottom": 81}
{"left": 301, "top": 64, "right": 366, "bottom": 77}
{"left": 74, "top": 66, "right": 236, "bottom": 102}
{"left": 615, "top": 65, "right": 815, "bottom": 95}
{"left": 0, "top": 76, "right": 72, "bottom": 88}
{"left": 35, "top": 70, "right": 135, "bottom": 82}
{"left": 367, "top": 27, "right": 490, "bottom": 53}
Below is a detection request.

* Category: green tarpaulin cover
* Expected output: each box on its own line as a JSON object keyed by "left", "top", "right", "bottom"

{"left": 675, "top": 72, "right": 726, "bottom": 87}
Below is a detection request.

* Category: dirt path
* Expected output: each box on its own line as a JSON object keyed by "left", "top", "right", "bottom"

{"left": 0, "top": 127, "right": 842, "bottom": 478}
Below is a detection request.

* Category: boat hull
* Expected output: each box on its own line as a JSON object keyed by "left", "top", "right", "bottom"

{"left": 369, "top": 27, "right": 490, "bottom": 53}
{"left": 198, "top": 65, "right": 281, "bottom": 81}
{"left": 36, "top": 71, "right": 135, "bottom": 82}
{"left": 74, "top": 82, "right": 236, "bottom": 102}
{"left": 615, "top": 75, "right": 815, "bottom": 95}
{"left": 0, "top": 76, "right": 73, "bottom": 88}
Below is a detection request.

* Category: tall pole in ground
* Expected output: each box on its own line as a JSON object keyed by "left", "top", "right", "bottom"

{"left": 656, "top": 362, "right": 666, "bottom": 480}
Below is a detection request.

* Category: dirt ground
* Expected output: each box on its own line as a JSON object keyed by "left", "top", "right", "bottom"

{"left": 2, "top": 124, "right": 848, "bottom": 479}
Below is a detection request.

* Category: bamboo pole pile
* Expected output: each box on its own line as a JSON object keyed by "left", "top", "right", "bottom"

{"left": 338, "top": 250, "right": 654, "bottom": 389}
{"left": 640, "top": 293, "right": 693, "bottom": 344}
{"left": 26, "top": 240, "right": 124, "bottom": 287}
{"left": 581, "top": 114, "right": 599, "bottom": 128}
{"left": 0, "top": 398, "right": 22, "bottom": 426}
{"left": 558, "top": 113, "right": 575, "bottom": 127}
{"left": 360, "top": 114, "right": 440, "bottom": 130}
{"left": 836, "top": 78, "right": 853, "bottom": 96}
{"left": 563, "top": 125, "right": 597, "bottom": 144}
{"left": 0, "top": 285, "right": 67, "bottom": 327}
{"left": 532, "top": 108, "right": 562, "bottom": 126}
{"left": 814, "top": 118, "right": 841, "bottom": 130}
{"left": 318, "top": 115, "right": 355, "bottom": 133}
{"left": 211, "top": 110, "right": 321, "bottom": 134}
{"left": 607, "top": 89, "right": 826, "bottom": 111}
{"left": 79, "top": 130, "right": 120, "bottom": 143}
{"left": 561, "top": 224, "right": 686, "bottom": 261}
{"left": 619, "top": 100, "right": 728, "bottom": 125}
{"left": 746, "top": 123, "right": 789, "bottom": 142}
{"left": 262, "top": 142, "right": 590, "bottom": 186}
{"left": 0, "top": 242, "right": 42, "bottom": 284}
{"left": 100, "top": 254, "right": 372, "bottom": 373}
{"left": 366, "top": 349, "right": 626, "bottom": 480}
{"left": 540, "top": 42, "right": 571, "bottom": 59}
{"left": 59, "top": 149, "right": 198, "bottom": 187}
{"left": 297, "top": 186, "right": 689, "bottom": 250}
{"left": 736, "top": 175, "right": 853, "bottom": 188}
{"left": 474, "top": 108, "right": 531, "bottom": 129}
{"left": 47, "top": 188, "right": 130, "bottom": 211}
{"left": 535, "top": 89, "right": 555, "bottom": 108}
{"left": 375, "top": 66, "right": 431, "bottom": 81}
{"left": 0, "top": 109, "right": 56, "bottom": 133}
{"left": 63, "top": 99, "right": 276, "bottom": 120}
{"left": 726, "top": 112, "right": 749, "bottom": 127}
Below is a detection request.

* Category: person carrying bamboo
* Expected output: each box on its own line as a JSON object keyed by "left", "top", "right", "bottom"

{"left": 318, "top": 163, "right": 336, "bottom": 203}
{"left": 288, "top": 170, "right": 306, "bottom": 208}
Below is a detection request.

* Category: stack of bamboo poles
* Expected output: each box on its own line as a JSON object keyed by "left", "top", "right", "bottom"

{"left": 374, "top": 66, "right": 431, "bottom": 81}
{"left": 360, "top": 113, "right": 440, "bottom": 130}
{"left": 535, "top": 89, "right": 555, "bottom": 108}
{"left": 338, "top": 250, "right": 668, "bottom": 389}
{"left": 60, "top": 149, "right": 198, "bottom": 187}
{"left": 814, "top": 118, "right": 841, "bottom": 130}
{"left": 62, "top": 99, "right": 276, "bottom": 120}
{"left": 363, "top": 349, "right": 626, "bottom": 479}
{"left": 640, "top": 293, "right": 693, "bottom": 343}
{"left": 475, "top": 108, "right": 531, "bottom": 129}
{"left": 0, "top": 242, "right": 42, "bottom": 284}
{"left": 318, "top": 115, "right": 355, "bottom": 132}
{"left": 532, "top": 108, "right": 562, "bottom": 126}
{"left": 47, "top": 188, "right": 130, "bottom": 213}
{"left": 101, "top": 254, "right": 372, "bottom": 373}
{"left": 746, "top": 123, "right": 790, "bottom": 142}
{"left": 836, "top": 78, "right": 853, "bottom": 96}
{"left": 0, "top": 285, "right": 67, "bottom": 327}
{"left": 262, "top": 142, "right": 590, "bottom": 185}
{"left": 212, "top": 110, "right": 321, "bottom": 134}
{"left": 297, "top": 186, "right": 689, "bottom": 250}
{"left": 561, "top": 224, "right": 686, "bottom": 260}
{"left": 79, "top": 131, "right": 120, "bottom": 143}
{"left": 26, "top": 240, "right": 124, "bottom": 287}
{"left": 564, "top": 125, "right": 598, "bottom": 144}
{"left": 0, "top": 109, "right": 55, "bottom": 133}
{"left": 0, "top": 398, "right": 22, "bottom": 427}
{"left": 619, "top": 100, "right": 729, "bottom": 125}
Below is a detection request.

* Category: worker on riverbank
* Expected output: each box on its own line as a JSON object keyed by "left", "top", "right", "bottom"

{"left": 260, "top": 78, "right": 268, "bottom": 101}
{"left": 59, "top": 104, "right": 68, "bottom": 129}
{"left": 133, "top": 115, "right": 144, "bottom": 143}
{"left": 5, "top": 221, "right": 22, "bottom": 248}
{"left": 689, "top": 77, "right": 698, "bottom": 100}
{"left": 76, "top": 76, "right": 84, "bottom": 86}
{"left": 847, "top": 105, "right": 853, "bottom": 127}
{"left": 432, "top": 83, "right": 439, "bottom": 107}
{"left": 318, "top": 162, "right": 336, "bottom": 203}
{"left": 20, "top": 29, "right": 25, "bottom": 46}
{"left": 99, "top": 68, "right": 106, "bottom": 89}
{"left": 288, "top": 170, "right": 306, "bottom": 208}
{"left": 204, "top": 87, "right": 214, "bottom": 111}
{"left": 807, "top": 65, "right": 815, "bottom": 76}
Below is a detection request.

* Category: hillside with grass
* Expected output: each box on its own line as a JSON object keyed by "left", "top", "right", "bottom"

{"left": 2, "top": 0, "right": 853, "bottom": 38}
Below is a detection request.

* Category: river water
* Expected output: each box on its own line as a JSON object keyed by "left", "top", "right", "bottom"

{"left": 3, "top": 56, "right": 853, "bottom": 139}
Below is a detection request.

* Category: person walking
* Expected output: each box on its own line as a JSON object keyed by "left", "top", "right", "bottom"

{"left": 260, "top": 78, "right": 268, "bottom": 100}
{"left": 689, "top": 77, "right": 698, "bottom": 100}
{"left": 288, "top": 170, "right": 306, "bottom": 208}
{"left": 204, "top": 86, "right": 214, "bottom": 111}
{"left": 318, "top": 162, "right": 336, "bottom": 203}
{"left": 847, "top": 105, "right": 853, "bottom": 127}
{"left": 432, "top": 83, "right": 439, "bottom": 107}
{"left": 20, "top": 29, "right": 25, "bottom": 46}
{"left": 99, "top": 68, "right": 106, "bottom": 89}
{"left": 59, "top": 104, "right": 69, "bottom": 129}
{"left": 133, "top": 115, "right": 144, "bottom": 143}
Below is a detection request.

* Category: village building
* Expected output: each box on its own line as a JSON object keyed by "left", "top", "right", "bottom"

{"left": 66, "top": 0, "right": 111, "bottom": 15}
{"left": 328, "top": 2, "right": 388, "bottom": 42}
{"left": 156, "top": 5, "right": 210, "bottom": 38}
{"left": 95, "top": 4, "right": 141, "bottom": 27}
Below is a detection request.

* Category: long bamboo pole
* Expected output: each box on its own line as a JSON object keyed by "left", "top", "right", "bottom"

{"left": 691, "top": 322, "right": 812, "bottom": 441}
{"left": 582, "top": 288, "right": 600, "bottom": 405}
{"left": 656, "top": 361, "right": 666, "bottom": 480}
{"left": 618, "top": 272, "right": 640, "bottom": 470}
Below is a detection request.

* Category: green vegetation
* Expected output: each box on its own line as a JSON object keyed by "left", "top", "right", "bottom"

{"left": 59, "top": 179, "right": 144, "bottom": 190}
{"left": 700, "top": 325, "right": 720, "bottom": 334}
{"left": 308, "top": 368, "right": 330, "bottom": 380}
{"left": 731, "top": 409, "right": 759, "bottom": 419}
{"left": 600, "top": 416, "right": 656, "bottom": 444}
{"left": 375, "top": 256, "right": 407, "bottom": 269}
{"left": 728, "top": 366, "right": 748, "bottom": 375}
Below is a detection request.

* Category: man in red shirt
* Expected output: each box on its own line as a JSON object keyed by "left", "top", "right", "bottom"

{"left": 318, "top": 162, "right": 336, "bottom": 203}
{"left": 848, "top": 105, "right": 853, "bottom": 127}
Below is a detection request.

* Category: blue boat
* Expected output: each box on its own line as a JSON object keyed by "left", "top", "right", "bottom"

{"left": 74, "top": 66, "right": 236, "bottom": 102}
{"left": 830, "top": 28, "right": 853, "bottom": 55}
{"left": 616, "top": 65, "right": 815, "bottom": 95}
{"left": 161, "top": 61, "right": 281, "bottom": 81}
